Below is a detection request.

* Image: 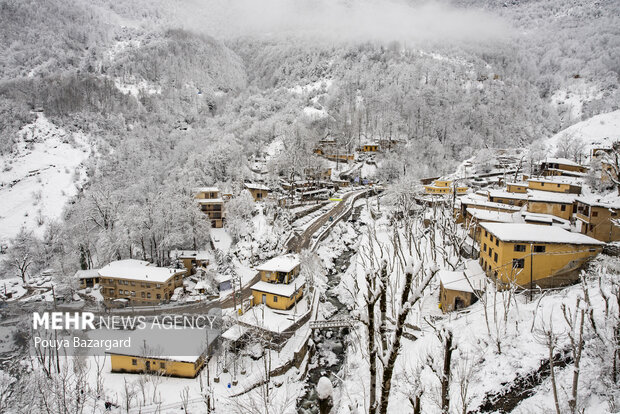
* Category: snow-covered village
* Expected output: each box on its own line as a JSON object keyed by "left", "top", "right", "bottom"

{"left": 1, "top": 1, "right": 620, "bottom": 413}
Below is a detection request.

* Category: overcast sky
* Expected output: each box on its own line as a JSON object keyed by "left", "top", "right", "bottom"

{"left": 173, "top": 0, "right": 510, "bottom": 44}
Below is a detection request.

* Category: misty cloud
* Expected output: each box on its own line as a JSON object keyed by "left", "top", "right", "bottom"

{"left": 176, "top": 0, "right": 511, "bottom": 44}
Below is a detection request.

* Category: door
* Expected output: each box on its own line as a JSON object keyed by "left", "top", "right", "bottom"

{"left": 145, "top": 361, "right": 151, "bottom": 371}
{"left": 261, "top": 294, "right": 266, "bottom": 305}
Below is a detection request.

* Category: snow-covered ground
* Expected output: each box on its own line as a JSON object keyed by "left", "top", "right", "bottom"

{"left": 544, "top": 109, "right": 620, "bottom": 156}
{"left": 0, "top": 113, "right": 90, "bottom": 241}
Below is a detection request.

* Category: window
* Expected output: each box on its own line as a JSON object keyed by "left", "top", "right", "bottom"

{"left": 533, "top": 245, "right": 546, "bottom": 253}
{"left": 495, "top": 239, "right": 499, "bottom": 247}
{"left": 557, "top": 184, "right": 561, "bottom": 187}
{"left": 160, "top": 362, "right": 166, "bottom": 368}
{"left": 561, "top": 205, "right": 566, "bottom": 211}
{"left": 483, "top": 243, "right": 487, "bottom": 252}
{"left": 147, "top": 293, "right": 151, "bottom": 298}
{"left": 132, "top": 359, "right": 137, "bottom": 366}
{"left": 110, "top": 289, "right": 115, "bottom": 295}
{"left": 489, "top": 248, "right": 493, "bottom": 258}
{"left": 512, "top": 258, "right": 525, "bottom": 268}
{"left": 131, "top": 291, "right": 136, "bottom": 296}
{"left": 514, "top": 244, "right": 526, "bottom": 252}
{"left": 484, "top": 230, "right": 488, "bottom": 237}
{"left": 156, "top": 284, "right": 161, "bottom": 288}
{"left": 541, "top": 182, "right": 545, "bottom": 186}
{"left": 141, "top": 292, "right": 145, "bottom": 298}
{"left": 131, "top": 282, "right": 135, "bottom": 286}
{"left": 273, "top": 296, "right": 278, "bottom": 302}
{"left": 490, "top": 235, "right": 494, "bottom": 242}
{"left": 592, "top": 211, "right": 598, "bottom": 217}
{"left": 494, "top": 252, "right": 498, "bottom": 262}
{"left": 156, "top": 294, "right": 161, "bottom": 300}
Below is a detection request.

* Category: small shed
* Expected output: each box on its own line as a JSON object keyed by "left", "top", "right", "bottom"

{"left": 438, "top": 261, "right": 485, "bottom": 312}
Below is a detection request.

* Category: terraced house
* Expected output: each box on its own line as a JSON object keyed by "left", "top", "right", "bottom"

{"left": 251, "top": 255, "right": 305, "bottom": 310}
{"left": 478, "top": 223, "right": 602, "bottom": 288}
{"left": 195, "top": 186, "right": 224, "bottom": 228}
{"left": 98, "top": 259, "right": 185, "bottom": 305}
{"left": 576, "top": 197, "right": 620, "bottom": 242}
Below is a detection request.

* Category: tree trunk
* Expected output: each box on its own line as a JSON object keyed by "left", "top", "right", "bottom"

{"left": 440, "top": 330, "right": 453, "bottom": 414}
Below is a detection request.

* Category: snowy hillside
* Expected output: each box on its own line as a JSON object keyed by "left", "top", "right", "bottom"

{"left": 544, "top": 109, "right": 620, "bottom": 155}
{"left": 0, "top": 113, "right": 90, "bottom": 241}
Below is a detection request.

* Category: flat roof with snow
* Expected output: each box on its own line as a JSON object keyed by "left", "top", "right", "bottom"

{"left": 244, "top": 183, "right": 270, "bottom": 191}
{"left": 527, "top": 190, "right": 578, "bottom": 204}
{"left": 542, "top": 157, "right": 584, "bottom": 167}
{"left": 256, "top": 255, "right": 300, "bottom": 273}
{"left": 488, "top": 190, "right": 529, "bottom": 200}
{"left": 480, "top": 223, "right": 603, "bottom": 245}
{"left": 98, "top": 259, "right": 184, "bottom": 282}
{"left": 197, "top": 198, "right": 224, "bottom": 204}
{"left": 576, "top": 196, "right": 620, "bottom": 209}
{"left": 467, "top": 208, "right": 517, "bottom": 223}
{"left": 251, "top": 277, "right": 306, "bottom": 298}
{"left": 173, "top": 250, "right": 210, "bottom": 261}
{"left": 194, "top": 187, "right": 220, "bottom": 193}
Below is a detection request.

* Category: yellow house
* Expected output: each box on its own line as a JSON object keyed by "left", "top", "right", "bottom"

{"left": 438, "top": 261, "right": 485, "bottom": 312}
{"left": 195, "top": 187, "right": 224, "bottom": 228}
{"left": 527, "top": 191, "right": 577, "bottom": 221}
{"left": 98, "top": 260, "right": 185, "bottom": 305}
{"left": 506, "top": 182, "right": 528, "bottom": 193}
{"left": 487, "top": 190, "right": 528, "bottom": 206}
{"left": 424, "top": 179, "right": 468, "bottom": 195}
{"left": 540, "top": 158, "right": 588, "bottom": 175}
{"left": 173, "top": 250, "right": 209, "bottom": 275}
{"left": 478, "top": 222, "right": 602, "bottom": 288}
{"left": 527, "top": 178, "right": 582, "bottom": 194}
{"left": 109, "top": 353, "right": 205, "bottom": 378}
{"left": 251, "top": 255, "right": 305, "bottom": 310}
{"left": 244, "top": 183, "right": 270, "bottom": 201}
{"left": 576, "top": 197, "right": 620, "bottom": 242}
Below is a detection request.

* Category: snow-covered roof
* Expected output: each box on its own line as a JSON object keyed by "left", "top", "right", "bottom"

{"left": 461, "top": 198, "right": 522, "bottom": 212}
{"left": 244, "top": 182, "right": 270, "bottom": 191}
{"left": 520, "top": 211, "right": 570, "bottom": 227}
{"left": 195, "top": 187, "right": 220, "bottom": 193}
{"left": 467, "top": 208, "right": 517, "bottom": 223}
{"left": 527, "top": 190, "right": 577, "bottom": 204}
{"left": 256, "top": 255, "right": 301, "bottom": 273}
{"left": 576, "top": 196, "right": 620, "bottom": 209}
{"left": 197, "top": 198, "right": 224, "bottom": 204}
{"left": 480, "top": 223, "right": 604, "bottom": 245}
{"left": 488, "top": 190, "right": 529, "bottom": 200}
{"left": 528, "top": 177, "right": 582, "bottom": 186}
{"left": 542, "top": 157, "right": 584, "bottom": 168}
{"left": 75, "top": 269, "right": 100, "bottom": 279}
{"left": 251, "top": 277, "right": 306, "bottom": 297}
{"left": 439, "top": 261, "right": 485, "bottom": 293}
{"left": 98, "top": 259, "right": 183, "bottom": 282}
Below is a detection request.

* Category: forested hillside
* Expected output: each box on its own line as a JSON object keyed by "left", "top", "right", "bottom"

{"left": 0, "top": 0, "right": 618, "bottom": 270}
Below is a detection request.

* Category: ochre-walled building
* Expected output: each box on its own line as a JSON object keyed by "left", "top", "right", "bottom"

{"left": 528, "top": 178, "right": 582, "bottom": 194}
{"left": 109, "top": 353, "right": 205, "bottom": 378}
{"left": 576, "top": 197, "right": 620, "bottom": 242}
{"left": 195, "top": 187, "right": 224, "bottom": 228}
{"left": 98, "top": 260, "right": 184, "bottom": 305}
{"left": 540, "top": 158, "right": 588, "bottom": 175}
{"left": 251, "top": 255, "right": 305, "bottom": 310}
{"left": 487, "top": 190, "right": 528, "bottom": 207}
{"left": 478, "top": 223, "right": 602, "bottom": 288}
{"left": 244, "top": 183, "right": 270, "bottom": 201}
{"left": 424, "top": 179, "right": 468, "bottom": 195}
{"left": 526, "top": 191, "right": 576, "bottom": 221}
{"left": 438, "top": 261, "right": 485, "bottom": 313}
{"left": 506, "top": 182, "right": 528, "bottom": 193}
